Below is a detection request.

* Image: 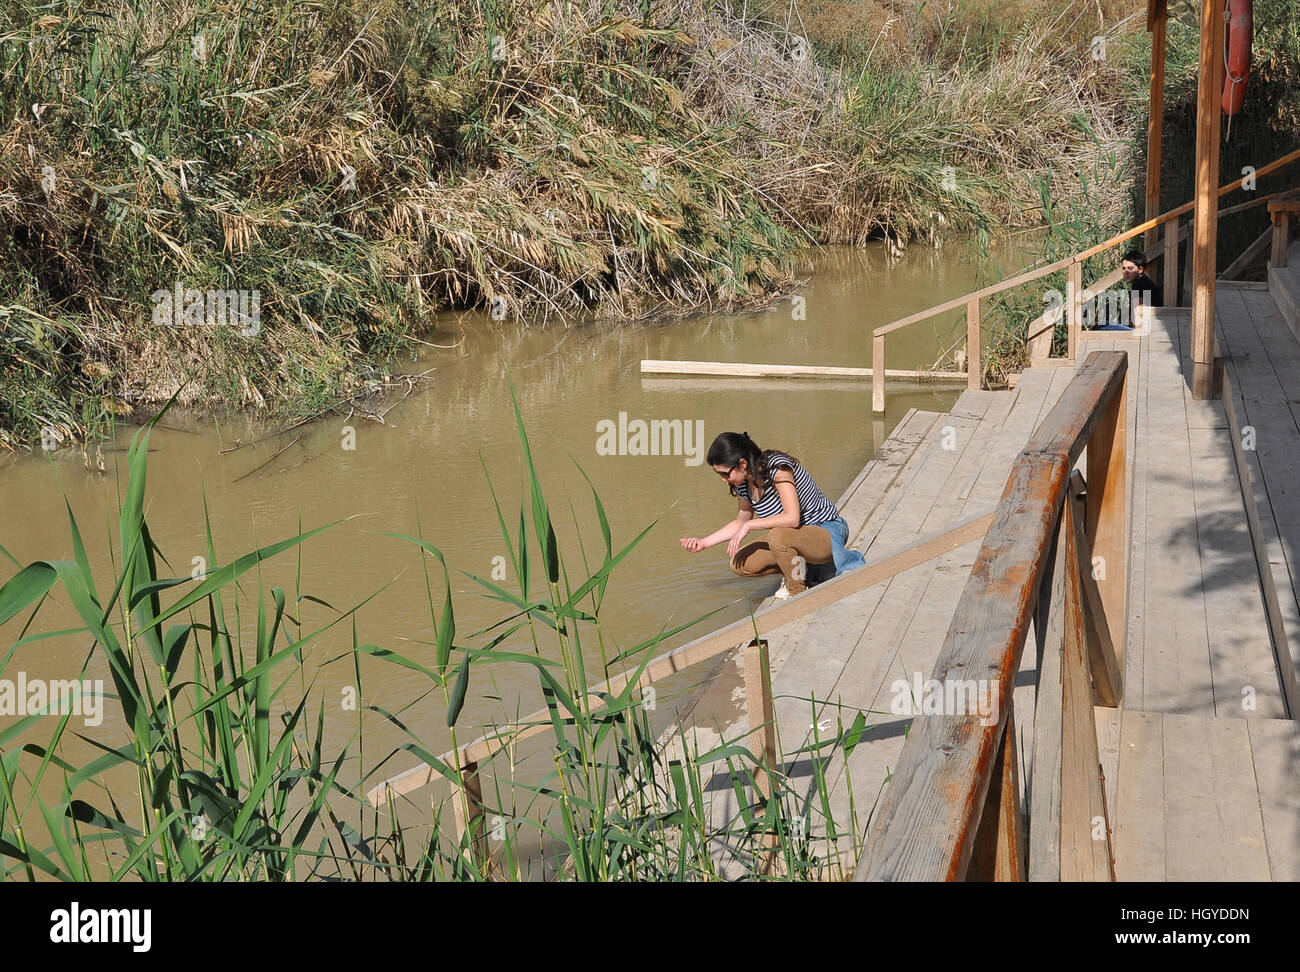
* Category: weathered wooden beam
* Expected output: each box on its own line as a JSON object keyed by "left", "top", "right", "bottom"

{"left": 450, "top": 760, "right": 490, "bottom": 872}
{"left": 967, "top": 297, "right": 982, "bottom": 391}
{"left": 1069, "top": 482, "right": 1123, "bottom": 708}
{"left": 858, "top": 351, "right": 1128, "bottom": 881}
{"left": 1273, "top": 211, "right": 1292, "bottom": 269}
{"left": 639, "top": 360, "right": 966, "bottom": 381}
{"left": 1083, "top": 357, "right": 1128, "bottom": 680}
{"left": 1067, "top": 261, "right": 1083, "bottom": 358}
{"left": 1190, "top": 0, "right": 1226, "bottom": 398}
{"left": 1060, "top": 496, "right": 1115, "bottom": 881}
{"left": 744, "top": 638, "right": 781, "bottom": 875}
{"left": 1164, "top": 216, "right": 1180, "bottom": 305}
{"left": 968, "top": 711, "right": 1026, "bottom": 881}
{"left": 1145, "top": 5, "right": 1166, "bottom": 248}
{"left": 1028, "top": 512, "right": 1065, "bottom": 881}
{"left": 859, "top": 453, "right": 1069, "bottom": 881}
{"left": 872, "top": 334, "right": 886, "bottom": 413}
{"left": 1024, "top": 351, "right": 1128, "bottom": 463}
{"left": 744, "top": 638, "right": 777, "bottom": 802}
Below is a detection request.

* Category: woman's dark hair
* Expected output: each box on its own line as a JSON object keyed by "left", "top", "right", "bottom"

{"left": 1121, "top": 250, "right": 1146, "bottom": 267}
{"left": 706, "top": 431, "right": 797, "bottom": 498}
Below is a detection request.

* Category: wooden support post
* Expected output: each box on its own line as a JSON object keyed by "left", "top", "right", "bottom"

{"left": 1060, "top": 498, "right": 1116, "bottom": 882}
{"left": 967, "top": 297, "right": 981, "bottom": 391}
{"left": 872, "top": 334, "right": 886, "bottom": 413}
{"left": 1083, "top": 367, "right": 1128, "bottom": 677}
{"left": 1183, "top": 218, "right": 1195, "bottom": 304}
{"left": 451, "top": 760, "right": 489, "bottom": 872}
{"left": 1028, "top": 510, "right": 1065, "bottom": 882}
{"left": 1069, "top": 475, "right": 1123, "bottom": 707}
{"left": 744, "top": 638, "right": 779, "bottom": 874}
{"left": 744, "top": 639, "right": 778, "bottom": 801}
{"left": 1191, "top": 0, "right": 1226, "bottom": 399}
{"left": 968, "top": 711, "right": 1027, "bottom": 881}
{"left": 1164, "top": 217, "right": 1180, "bottom": 306}
{"left": 1273, "top": 211, "right": 1291, "bottom": 268}
{"left": 1067, "top": 260, "right": 1083, "bottom": 358}
{"left": 1145, "top": 2, "right": 1167, "bottom": 249}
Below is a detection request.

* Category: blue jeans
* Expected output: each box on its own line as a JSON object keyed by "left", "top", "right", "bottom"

{"left": 806, "top": 516, "right": 866, "bottom": 586}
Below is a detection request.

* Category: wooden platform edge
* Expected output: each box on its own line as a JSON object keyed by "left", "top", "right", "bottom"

{"left": 1220, "top": 366, "right": 1300, "bottom": 719}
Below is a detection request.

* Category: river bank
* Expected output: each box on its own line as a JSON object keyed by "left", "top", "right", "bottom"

{"left": 2, "top": 0, "right": 1149, "bottom": 449}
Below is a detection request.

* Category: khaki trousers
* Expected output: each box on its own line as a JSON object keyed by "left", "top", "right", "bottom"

{"left": 730, "top": 525, "right": 834, "bottom": 594}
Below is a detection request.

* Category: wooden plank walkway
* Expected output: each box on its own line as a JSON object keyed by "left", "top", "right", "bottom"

{"left": 659, "top": 268, "right": 1300, "bottom": 881}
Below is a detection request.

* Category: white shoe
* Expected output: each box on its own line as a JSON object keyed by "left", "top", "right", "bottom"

{"left": 773, "top": 580, "right": 791, "bottom": 600}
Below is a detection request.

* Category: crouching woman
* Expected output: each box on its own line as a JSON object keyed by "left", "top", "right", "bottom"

{"left": 679, "top": 431, "right": 865, "bottom": 598}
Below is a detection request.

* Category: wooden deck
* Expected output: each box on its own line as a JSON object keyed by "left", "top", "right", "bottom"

{"left": 663, "top": 252, "right": 1300, "bottom": 880}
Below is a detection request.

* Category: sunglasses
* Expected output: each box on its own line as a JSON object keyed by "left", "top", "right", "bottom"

{"left": 715, "top": 466, "right": 734, "bottom": 479}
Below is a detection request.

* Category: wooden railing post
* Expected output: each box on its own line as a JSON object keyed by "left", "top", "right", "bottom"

{"left": 967, "top": 297, "right": 981, "bottom": 391}
{"left": 1084, "top": 363, "right": 1128, "bottom": 677}
{"left": 744, "top": 638, "right": 780, "bottom": 874}
{"left": 1067, "top": 260, "right": 1083, "bottom": 358}
{"left": 1272, "top": 209, "right": 1291, "bottom": 268}
{"left": 872, "top": 334, "right": 886, "bottom": 413}
{"left": 1060, "top": 492, "right": 1115, "bottom": 881}
{"left": 968, "top": 711, "right": 1026, "bottom": 881}
{"left": 744, "top": 638, "right": 777, "bottom": 801}
{"left": 1183, "top": 217, "right": 1195, "bottom": 300}
{"left": 451, "top": 760, "right": 490, "bottom": 872}
{"left": 1028, "top": 508, "right": 1065, "bottom": 882}
{"left": 1164, "top": 216, "right": 1180, "bottom": 306}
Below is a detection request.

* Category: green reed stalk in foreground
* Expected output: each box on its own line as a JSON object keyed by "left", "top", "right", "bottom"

{"left": 0, "top": 395, "right": 879, "bottom": 880}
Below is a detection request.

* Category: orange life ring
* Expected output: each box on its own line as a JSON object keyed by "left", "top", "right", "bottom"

{"left": 1222, "top": 0, "right": 1252, "bottom": 116}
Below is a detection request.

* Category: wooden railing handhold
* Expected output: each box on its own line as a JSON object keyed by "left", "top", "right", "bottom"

{"left": 859, "top": 351, "right": 1127, "bottom": 882}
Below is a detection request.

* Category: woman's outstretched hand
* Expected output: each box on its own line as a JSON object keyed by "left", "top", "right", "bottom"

{"left": 726, "top": 521, "right": 752, "bottom": 558}
{"left": 679, "top": 537, "right": 706, "bottom": 553}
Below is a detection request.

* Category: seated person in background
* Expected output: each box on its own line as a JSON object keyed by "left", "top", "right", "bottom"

{"left": 1121, "top": 250, "right": 1162, "bottom": 317}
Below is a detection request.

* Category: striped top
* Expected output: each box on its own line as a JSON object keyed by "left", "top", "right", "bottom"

{"left": 736, "top": 453, "right": 840, "bottom": 526}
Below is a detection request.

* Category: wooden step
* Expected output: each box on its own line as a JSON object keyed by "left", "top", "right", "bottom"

{"left": 1269, "top": 241, "right": 1300, "bottom": 342}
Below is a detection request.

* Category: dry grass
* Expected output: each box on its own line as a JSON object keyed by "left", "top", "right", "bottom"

{"left": 0, "top": 0, "right": 1151, "bottom": 445}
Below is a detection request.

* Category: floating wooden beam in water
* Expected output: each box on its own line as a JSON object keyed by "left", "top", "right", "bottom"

{"left": 639, "top": 359, "right": 967, "bottom": 381}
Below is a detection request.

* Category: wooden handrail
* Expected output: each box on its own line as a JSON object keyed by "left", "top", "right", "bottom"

{"left": 366, "top": 508, "right": 997, "bottom": 807}
{"left": 869, "top": 148, "right": 1300, "bottom": 413}
{"left": 873, "top": 149, "right": 1300, "bottom": 342}
{"left": 859, "top": 350, "right": 1128, "bottom": 881}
